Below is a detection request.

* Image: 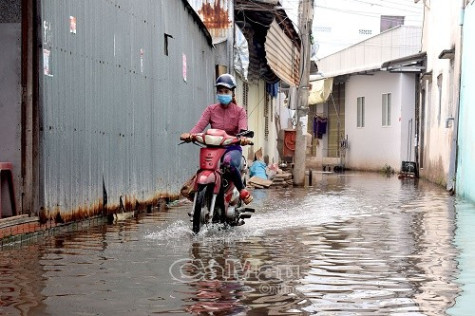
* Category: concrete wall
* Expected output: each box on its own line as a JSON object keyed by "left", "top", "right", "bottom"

{"left": 240, "top": 79, "right": 284, "bottom": 165}
{"left": 419, "top": 0, "right": 462, "bottom": 187}
{"left": 0, "top": 0, "right": 21, "bottom": 23}
{"left": 245, "top": 80, "right": 266, "bottom": 160}
{"left": 345, "top": 71, "right": 415, "bottom": 171}
{"left": 0, "top": 0, "right": 22, "bottom": 215}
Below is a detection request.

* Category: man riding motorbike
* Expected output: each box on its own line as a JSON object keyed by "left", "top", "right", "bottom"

{"left": 180, "top": 73, "right": 253, "bottom": 205}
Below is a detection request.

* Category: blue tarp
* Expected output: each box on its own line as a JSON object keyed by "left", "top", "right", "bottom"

{"left": 249, "top": 161, "right": 267, "bottom": 179}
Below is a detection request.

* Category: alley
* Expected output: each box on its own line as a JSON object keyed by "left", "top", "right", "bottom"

{"left": 0, "top": 171, "right": 472, "bottom": 315}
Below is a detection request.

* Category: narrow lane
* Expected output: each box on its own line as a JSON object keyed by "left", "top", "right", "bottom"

{"left": 0, "top": 172, "right": 467, "bottom": 315}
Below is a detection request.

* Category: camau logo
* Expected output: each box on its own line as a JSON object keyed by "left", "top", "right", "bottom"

{"left": 169, "top": 258, "right": 300, "bottom": 294}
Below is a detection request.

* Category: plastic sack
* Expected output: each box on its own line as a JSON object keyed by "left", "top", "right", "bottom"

{"left": 249, "top": 160, "right": 267, "bottom": 180}
{"left": 180, "top": 174, "right": 197, "bottom": 201}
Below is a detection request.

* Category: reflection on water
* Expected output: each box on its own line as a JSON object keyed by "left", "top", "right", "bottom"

{"left": 0, "top": 172, "right": 469, "bottom": 315}
{"left": 447, "top": 200, "right": 475, "bottom": 316}
{"left": 0, "top": 245, "right": 46, "bottom": 315}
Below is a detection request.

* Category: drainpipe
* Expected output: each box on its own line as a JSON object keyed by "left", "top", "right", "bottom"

{"left": 414, "top": 0, "right": 427, "bottom": 179}
{"left": 414, "top": 76, "right": 420, "bottom": 179}
{"left": 21, "top": 0, "right": 40, "bottom": 216}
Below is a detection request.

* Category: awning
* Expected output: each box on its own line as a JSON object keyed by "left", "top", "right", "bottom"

{"left": 235, "top": 0, "right": 301, "bottom": 86}
{"left": 381, "top": 52, "right": 427, "bottom": 73}
{"left": 265, "top": 20, "right": 301, "bottom": 86}
{"left": 309, "top": 78, "right": 333, "bottom": 105}
{"left": 439, "top": 47, "right": 455, "bottom": 60}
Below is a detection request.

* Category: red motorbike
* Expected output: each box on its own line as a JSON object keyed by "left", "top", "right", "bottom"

{"left": 180, "top": 129, "right": 255, "bottom": 234}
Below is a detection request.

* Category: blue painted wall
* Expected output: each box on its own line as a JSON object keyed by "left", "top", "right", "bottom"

{"left": 450, "top": 6, "right": 475, "bottom": 313}
{"left": 456, "top": 4, "right": 475, "bottom": 203}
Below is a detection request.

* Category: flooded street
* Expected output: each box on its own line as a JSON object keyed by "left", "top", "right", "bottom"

{"left": 1, "top": 172, "right": 472, "bottom": 315}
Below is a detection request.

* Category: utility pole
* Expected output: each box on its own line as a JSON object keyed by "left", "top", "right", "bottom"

{"left": 293, "top": 0, "right": 314, "bottom": 186}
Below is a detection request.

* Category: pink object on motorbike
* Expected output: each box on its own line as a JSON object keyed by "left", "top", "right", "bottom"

{"left": 181, "top": 129, "right": 255, "bottom": 233}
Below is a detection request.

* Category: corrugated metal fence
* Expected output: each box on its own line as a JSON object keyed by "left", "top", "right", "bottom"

{"left": 39, "top": 0, "right": 215, "bottom": 221}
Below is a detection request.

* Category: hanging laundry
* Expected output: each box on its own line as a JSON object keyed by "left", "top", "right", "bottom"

{"left": 313, "top": 115, "right": 327, "bottom": 139}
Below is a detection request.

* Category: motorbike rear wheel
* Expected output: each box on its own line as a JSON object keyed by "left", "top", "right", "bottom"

{"left": 192, "top": 184, "right": 212, "bottom": 234}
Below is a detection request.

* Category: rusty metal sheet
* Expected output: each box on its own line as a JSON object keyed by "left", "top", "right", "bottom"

{"left": 38, "top": 0, "right": 215, "bottom": 221}
{"left": 188, "top": 0, "right": 233, "bottom": 42}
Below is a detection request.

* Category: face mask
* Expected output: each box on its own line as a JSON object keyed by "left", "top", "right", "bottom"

{"left": 217, "top": 94, "right": 232, "bottom": 105}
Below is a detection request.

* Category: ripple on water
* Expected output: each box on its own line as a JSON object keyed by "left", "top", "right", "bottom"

{"left": 0, "top": 172, "right": 463, "bottom": 315}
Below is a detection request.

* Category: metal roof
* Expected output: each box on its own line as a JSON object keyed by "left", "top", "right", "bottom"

{"left": 317, "top": 25, "right": 423, "bottom": 78}
{"left": 235, "top": 0, "right": 301, "bottom": 85}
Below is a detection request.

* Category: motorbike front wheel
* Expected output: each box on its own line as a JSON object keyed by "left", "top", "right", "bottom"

{"left": 192, "top": 184, "right": 212, "bottom": 234}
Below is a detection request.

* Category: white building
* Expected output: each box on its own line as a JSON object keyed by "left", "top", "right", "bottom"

{"left": 312, "top": 25, "right": 423, "bottom": 172}
{"left": 345, "top": 71, "right": 417, "bottom": 170}
{"left": 313, "top": 0, "right": 423, "bottom": 59}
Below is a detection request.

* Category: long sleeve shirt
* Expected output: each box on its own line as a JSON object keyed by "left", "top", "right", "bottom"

{"left": 190, "top": 103, "right": 248, "bottom": 136}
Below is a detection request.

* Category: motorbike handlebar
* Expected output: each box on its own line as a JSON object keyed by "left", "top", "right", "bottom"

{"left": 240, "top": 137, "right": 253, "bottom": 146}
{"left": 179, "top": 133, "right": 192, "bottom": 142}
{"left": 180, "top": 131, "right": 253, "bottom": 146}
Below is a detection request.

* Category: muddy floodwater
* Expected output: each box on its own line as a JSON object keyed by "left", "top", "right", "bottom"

{"left": 1, "top": 171, "right": 474, "bottom": 315}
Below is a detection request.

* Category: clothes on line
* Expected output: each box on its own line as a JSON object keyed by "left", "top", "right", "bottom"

{"left": 313, "top": 115, "right": 327, "bottom": 139}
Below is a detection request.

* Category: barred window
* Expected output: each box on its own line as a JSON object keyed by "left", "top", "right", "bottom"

{"left": 357, "top": 97, "right": 365, "bottom": 128}
{"left": 382, "top": 93, "right": 391, "bottom": 127}
{"left": 437, "top": 74, "right": 443, "bottom": 126}
{"left": 316, "top": 26, "right": 332, "bottom": 33}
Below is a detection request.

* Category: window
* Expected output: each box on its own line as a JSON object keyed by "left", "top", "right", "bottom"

{"left": 357, "top": 97, "right": 365, "bottom": 127}
{"left": 437, "top": 74, "right": 443, "bottom": 126}
{"left": 316, "top": 26, "right": 332, "bottom": 33}
{"left": 359, "top": 29, "right": 372, "bottom": 35}
{"left": 380, "top": 16, "right": 405, "bottom": 32}
{"left": 164, "top": 33, "right": 173, "bottom": 56}
{"left": 382, "top": 93, "right": 391, "bottom": 127}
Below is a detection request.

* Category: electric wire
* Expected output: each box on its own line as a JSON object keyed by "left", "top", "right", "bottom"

{"left": 235, "top": 0, "right": 301, "bottom": 33}
{"left": 314, "top": 5, "right": 422, "bottom": 22}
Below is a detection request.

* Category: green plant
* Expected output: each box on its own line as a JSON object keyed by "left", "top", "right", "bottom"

{"left": 381, "top": 164, "right": 394, "bottom": 176}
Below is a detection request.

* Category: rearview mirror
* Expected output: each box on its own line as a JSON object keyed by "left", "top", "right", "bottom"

{"left": 238, "top": 130, "right": 254, "bottom": 138}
